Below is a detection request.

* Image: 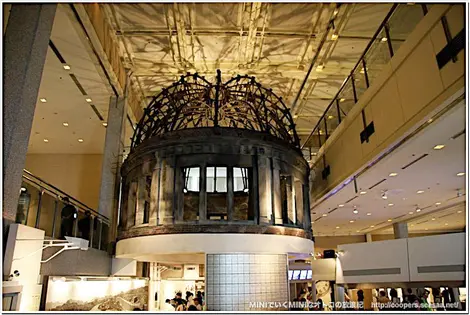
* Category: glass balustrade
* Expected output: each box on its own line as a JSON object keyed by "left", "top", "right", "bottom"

{"left": 302, "top": 3, "right": 431, "bottom": 159}
{"left": 17, "top": 170, "right": 110, "bottom": 252}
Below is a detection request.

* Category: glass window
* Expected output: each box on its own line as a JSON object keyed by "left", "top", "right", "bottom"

{"left": 184, "top": 167, "right": 200, "bottom": 192}
{"left": 207, "top": 167, "right": 227, "bottom": 220}
{"left": 183, "top": 167, "right": 200, "bottom": 221}
{"left": 233, "top": 167, "right": 253, "bottom": 221}
{"left": 18, "top": 182, "right": 41, "bottom": 228}
{"left": 207, "top": 167, "right": 227, "bottom": 193}
{"left": 38, "top": 192, "right": 57, "bottom": 237}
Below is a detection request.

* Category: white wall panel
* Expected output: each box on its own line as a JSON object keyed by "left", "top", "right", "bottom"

{"left": 408, "top": 232, "right": 465, "bottom": 282}
{"left": 336, "top": 239, "right": 409, "bottom": 283}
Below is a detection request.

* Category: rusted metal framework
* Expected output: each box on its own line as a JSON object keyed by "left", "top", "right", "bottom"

{"left": 131, "top": 70, "right": 300, "bottom": 151}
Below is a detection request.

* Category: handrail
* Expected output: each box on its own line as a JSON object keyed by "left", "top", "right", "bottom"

{"left": 22, "top": 169, "right": 109, "bottom": 223}
{"left": 301, "top": 4, "right": 400, "bottom": 149}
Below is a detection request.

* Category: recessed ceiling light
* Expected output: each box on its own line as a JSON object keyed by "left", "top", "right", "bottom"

{"left": 409, "top": 211, "right": 414, "bottom": 214}
{"left": 445, "top": 223, "right": 448, "bottom": 226}
{"left": 457, "top": 172, "right": 465, "bottom": 176}
{"left": 312, "top": 153, "right": 317, "bottom": 156}
{"left": 63, "top": 64, "right": 71, "bottom": 70}
{"left": 43, "top": 138, "right": 49, "bottom": 143}
{"left": 431, "top": 218, "right": 436, "bottom": 221}
{"left": 425, "top": 228, "right": 428, "bottom": 231}
{"left": 62, "top": 122, "right": 69, "bottom": 127}
{"left": 457, "top": 210, "right": 462, "bottom": 214}
{"left": 328, "top": 115, "right": 334, "bottom": 120}
{"left": 349, "top": 220, "right": 354, "bottom": 223}
{"left": 411, "top": 224, "right": 415, "bottom": 227}
{"left": 336, "top": 226, "right": 340, "bottom": 229}
{"left": 356, "top": 230, "right": 360, "bottom": 233}
{"left": 435, "top": 202, "right": 441, "bottom": 205}
{"left": 40, "top": 98, "right": 47, "bottom": 103}
{"left": 381, "top": 37, "right": 388, "bottom": 42}
{"left": 331, "top": 33, "right": 339, "bottom": 40}
{"left": 360, "top": 191, "right": 367, "bottom": 195}
{"left": 338, "top": 204, "right": 344, "bottom": 208}
{"left": 366, "top": 213, "right": 371, "bottom": 216}
{"left": 387, "top": 219, "right": 392, "bottom": 222}
{"left": 388, "top": 203, "right": 394, "bottom": 206}
{"left": 102, "top": 122, "right": 108, "bottom": 127}
{"left": 293, "top": 115, "right": 298, "bottom": 119}
{"left": 433, "top": 144, "right": 445, "bottom": 150}
{"left": 78, "top": 138, "right": 84, "bottom": 143}
{"left": 416, "top": 208, "right": 421, "bottom": 212}
{"left": 339, "top": 98, "right": 345, "bottom": 102}
{"left": 417, "top": 190, "right": 424, "bottom": 194}
{"left": 322, "top": 214, "right": 328, "bottom": 217}
{"left": 370, "top": 225, "right": 375, "bottom": 228}
{"left": 389, "top": 172, "right": 398, "bottom": 177}
{"left": 353, "top": 210, "right": 358, "bottom": 214}
{"left": 85, "top": 98, "right": 93, "bottom": 103}
{"left": 316, "top": 65, "right": 324, "bottom": 72}
{"left": 428, "top": 118, "right": 433, "bottom": 123}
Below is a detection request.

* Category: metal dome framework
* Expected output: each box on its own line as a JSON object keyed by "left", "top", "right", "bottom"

{"left": 131, "top": 70, "right": 300, "bottom": 151}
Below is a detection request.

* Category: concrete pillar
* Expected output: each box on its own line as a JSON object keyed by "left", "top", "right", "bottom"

{"left": 199, "top": 164, "right": 207, "bottom": 222}
{"left": 3, "top": 4, "right": 56, "bottom": 226}
{"left": 294, "top": 179, "right": 304, "bottom": 226}
{"left": 126, "top": 182, "right": 137, "bottom": 228}
{"left": 258, "top": 156, "right": 272, "bottom": 224}
{"left": 160, "top": 158, "right": 175, "bottom": 224}
{"left": 393, "top": 222, "right": 408, "bottom": 239}
{"left": 272, "top": 158, "right": 283, "bottom": 225}
{"left": 149, "top": 160, "right": 161, "bottom": 225}
{"left": 135, "top": 176, "right": 146, "bottom": 225}
{"left": 97, "top": 95, "right": 126, "bottom": 239}
{"left": 366, "top": 233, "right": 373, "bottom": 242}
{"left": 286, "top": 177, "right": 295, "bottom": 224}
{"left": 205, "top": 253, "right": 289, "bottom": 311}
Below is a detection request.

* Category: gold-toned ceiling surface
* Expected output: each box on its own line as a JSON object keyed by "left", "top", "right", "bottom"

{"left": 103, "top": 3, "right": 392, "bottom": 137}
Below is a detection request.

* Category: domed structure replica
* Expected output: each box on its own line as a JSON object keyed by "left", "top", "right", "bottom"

{"left": 116, "top": 70, "right": 313, "bottom": 311}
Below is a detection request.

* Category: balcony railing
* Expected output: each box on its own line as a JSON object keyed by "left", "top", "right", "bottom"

{"left": 301, "top": 3, "right": 432, "bottom": 161}
{"left": 17, "top": 169, "right": 110, "bottom": 251}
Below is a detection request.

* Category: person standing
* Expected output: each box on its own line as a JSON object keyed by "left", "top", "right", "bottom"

{"left": 78, "top": 210, "right": 91, "bottom": 240}
{"left": 60, "top": 197, "right": 76, "bottom": 239}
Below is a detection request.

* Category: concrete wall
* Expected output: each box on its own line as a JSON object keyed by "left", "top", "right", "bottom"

{"left": 336, "top": 238, "right": 410, "bottom": 284}
{"left": 25, "top": 154, "right": 103, "bottom": 209}
{"left": 311, "top": 4, "right": 465, "bottom": 201}
{"left": 408, "top": 232, "right": 465, "bottom": 282}
{"left": 335, "top": 232, "right": 466, "bottom": 284}
{"left": 40, "top": 247, "right": 111, "bottom": 276}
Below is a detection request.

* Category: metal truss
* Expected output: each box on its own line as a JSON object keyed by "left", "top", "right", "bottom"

{"left": 131, "top": 70, "right": 300, "bottom": 151}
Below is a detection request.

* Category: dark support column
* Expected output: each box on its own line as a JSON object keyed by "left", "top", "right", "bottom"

{"left": 393, "top": 222, "right": 408, "bottom": 239}
{"left": 251, "top": 155, "right": 260, "bottom": 224}
{"left": 258, "top": 155, "right": 272, "bottom": 224}
{"left": 149, "top": 160, "right": 161, "bottom": 226}
{"left": 174, "top": 166, "right": 184, "bottom": 222}
{"left": 227, "top": 167, "right": 234, "bottom": 221}
{"left": 98, "top": 94, "right": 127, "bottom": 241}
{"left": 272, "top": 158, "right": 283, "bottom": 225}
{"left": 3, "top": 4, "right": 56, "bottom": 232}
{"left": 199, "top": 164, "right": 207, "bottom": 222}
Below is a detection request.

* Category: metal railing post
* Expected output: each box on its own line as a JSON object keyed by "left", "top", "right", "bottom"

{"left": 34, "top": 190, "right": 44, "bottom": 229}
{"left": 384, "top": 23, "right": 394, "bottom": 58}
{"left": 51, "top": 198, "right": 59, "bottom": 238}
